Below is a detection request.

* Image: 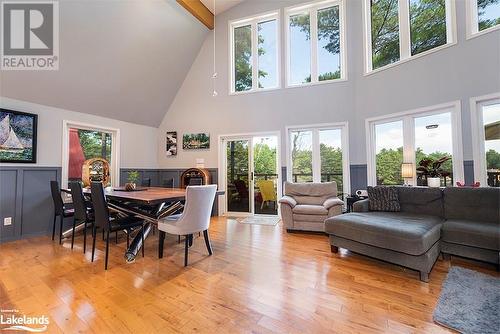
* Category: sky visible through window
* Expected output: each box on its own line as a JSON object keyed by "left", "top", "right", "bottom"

{"left": 478, "top": 0, "right": 500, "bottom": 30}
{"left": 290, "top": 13, "right": 311, "bottom": 84}
{"left": 258, "top": 20, "right": 278, "bottom": 89}
{"left": 483, "top": 103, "right": 500, "bottom": 155}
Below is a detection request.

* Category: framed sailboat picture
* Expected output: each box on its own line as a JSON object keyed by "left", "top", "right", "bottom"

{"left": 0, "top": 109, "right": 38, "bottom": 163}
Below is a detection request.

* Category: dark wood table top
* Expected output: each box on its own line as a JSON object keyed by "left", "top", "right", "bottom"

{"left": 78, "top": 187, "right": 224, "bottom": 205}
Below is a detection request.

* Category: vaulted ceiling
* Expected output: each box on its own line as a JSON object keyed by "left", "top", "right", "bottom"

{"left": 0, "top": 0, "right": 209, "bottom": 127}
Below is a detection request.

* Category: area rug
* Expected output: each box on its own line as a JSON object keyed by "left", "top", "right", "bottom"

{"left": 237, "top": 216, "right": 280, "bottom": 226}
{"left": 433, "top": 266, "right": 500, "bottom": 334}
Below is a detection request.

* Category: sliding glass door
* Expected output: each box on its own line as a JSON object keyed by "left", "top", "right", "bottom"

{"left": 223, "top": 134, "right": 280, "bottom": 216}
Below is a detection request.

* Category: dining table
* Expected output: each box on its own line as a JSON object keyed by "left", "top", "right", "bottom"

{"left": 62, "top": 186, "right": 224, "bottom": 262}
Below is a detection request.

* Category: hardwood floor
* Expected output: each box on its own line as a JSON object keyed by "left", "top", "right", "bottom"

{"left": 0, "top": 217, "right": 497, "bottom": 333}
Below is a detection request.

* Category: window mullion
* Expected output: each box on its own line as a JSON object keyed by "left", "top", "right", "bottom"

{"left": 310, "top": 8, "right": 319, "bottom": 83}
{"left": 398, "top": 0, "right": 411, "bottom": 60}
{"left": 251, "top": 21, "right": 259, "bottom": 90}
{"left": 312, "top": 129, "right": 321, "bottom": 182}
{"left": 402, "top": 116, "right": 416, "bottom": 186}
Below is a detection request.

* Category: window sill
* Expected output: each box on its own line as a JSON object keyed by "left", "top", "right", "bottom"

{"left": 466, "top": 24, "right": 500, "bottom": 40}
{"left": 285, "top": 77, "right": 348, "bottom": 89}
{"left": 364, "top": 42, "right": 457, "bottom": 77}
{"left": 229, "top": 86, "right": 281, "bottom": 96}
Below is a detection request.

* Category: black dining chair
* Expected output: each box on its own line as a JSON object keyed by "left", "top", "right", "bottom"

{"left": 50, "top": 180, "right": 75, "bottom": 244}
{"left": 90, "top": 182, "right": 146, "bottom": 270}
{"left": 69, "top": 182, "right": 95, "bottom": 253}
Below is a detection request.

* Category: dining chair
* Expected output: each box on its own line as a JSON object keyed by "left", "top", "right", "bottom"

{"left": 158, "top": 185, "right": 217, "bottom": 266}
{"left": 162, "top": 178, "right": 175, "bottom": 188}
{"left": 50, "top": 180, "right": 75, "bottom": 244}
{"left": 69, "top": 182, "right": 94, "bottom": 253}
{"left": 90, "top": 182, "right": 146, "bottom": 270}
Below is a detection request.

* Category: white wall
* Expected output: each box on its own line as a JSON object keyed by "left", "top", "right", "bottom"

{"left": 158, "top": 0, "right": 500, "bottom": 168}
{"left": 0, "top": 97, "right": 159, "bottom": 169}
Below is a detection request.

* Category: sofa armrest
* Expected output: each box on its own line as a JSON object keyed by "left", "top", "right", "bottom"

{"left": 279, "top": 196, "right": 297, "bottom": 208}
{"left": 323, "top": 197, "right": 344, "bottom": 210}
{"left": 353, "top": 198, "right": 369, "bottom": 212}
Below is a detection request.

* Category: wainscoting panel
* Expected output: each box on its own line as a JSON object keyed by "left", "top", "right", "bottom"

{"left": 464, "top": 160, "right": 474, "bottom": 185}
{"left": 0, "top": 167, "right": 61, "bottom": 243}
{"left": 350, "top": 164, "right": 368, "bottom": 194}
{"left": 0, "top": 170, "right": 18, "bottom": 240}
{"left": 21, "top": 169, "right": 59, "bottom": 237}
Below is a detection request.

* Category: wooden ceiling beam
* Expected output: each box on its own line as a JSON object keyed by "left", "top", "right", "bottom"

{"left": 177, "top": 0, "right": 214, "bottom": 30}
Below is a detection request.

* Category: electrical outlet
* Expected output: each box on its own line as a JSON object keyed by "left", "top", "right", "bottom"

{"left": 4, "top": 217, "right": 12, "bottom": 226}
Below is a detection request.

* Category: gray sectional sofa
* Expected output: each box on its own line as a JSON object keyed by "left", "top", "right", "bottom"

{"left": 324, "top": 186, "right": 499, "bottom": 282}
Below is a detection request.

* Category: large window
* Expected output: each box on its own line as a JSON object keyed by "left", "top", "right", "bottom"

{"left": 230, "top": 12, "right": 279, "bottom": 94}
{"left": 471, "top": 94, "right": 500, "bottom": 187}
{"left": 62, "top": 121, "right": 120, "bottom": 188}
{"left": 365, "top": 0, "right": 455, "bottom": 72}
{"left": 287, "top": 123, "right": 350, "bottom": 197}
{"left": 367, "top": 102, "right": 463, "bottom": 186}
{"left": 286, "top": 0, "right": 346, "bottom": 86}
{"left": 467, "top": 0, "right": 500, "bottom": 37}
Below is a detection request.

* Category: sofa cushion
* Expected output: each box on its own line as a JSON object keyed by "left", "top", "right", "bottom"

{"left": 367, "top": 186, "right": 400, "bottom": 212}
{"left": 293, "top": 204, "right": 328, "bottom": 215}
{"left": 397, "top": 186, "right": 444, "bottom": 217}
{"left": 442, "top": 219, "right": 500, "bottom": 251}
{"left": 292, "top": 214, "right": 327, "bottom": 223}
{"left": 444, "top": 187, "right": 500, "bottom": 223}
{"left": 325, "top": 212, "right": 443, "bottom": 256}
{"left": 284, "top": 182, "right": 337, "bottom": 205}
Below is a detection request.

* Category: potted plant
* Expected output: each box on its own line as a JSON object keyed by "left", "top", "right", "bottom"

{"left": 417, "top": 156, "right": 451, "bottom": 188}
{"left": 125, "top": 170, "right": 139, "bottom": 191}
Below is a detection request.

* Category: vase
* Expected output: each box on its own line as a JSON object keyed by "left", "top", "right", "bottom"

{"left": 125, "top": 183, "right": 136, "bottom": 191}
{"left": 427, "top": 177, "right": 441, "bottom": 188}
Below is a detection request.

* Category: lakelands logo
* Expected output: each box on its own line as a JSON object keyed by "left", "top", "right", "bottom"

{"left": 0, "top": 309, "right": 49, "bottom": 332}
{"left": 1, "top": 1, "right": 59, "bottom": 70}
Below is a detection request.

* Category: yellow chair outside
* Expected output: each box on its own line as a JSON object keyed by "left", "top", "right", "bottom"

{"left": 256, "top": 180, "right": 277, "bottom": 209}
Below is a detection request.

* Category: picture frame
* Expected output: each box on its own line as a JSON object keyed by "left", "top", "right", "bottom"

{"left": 166, "top": 131, "right": 177, "bottom": 156}
{"left": 0, "top": 108, "right": 38, "bottom": 163}
{"left": 183, "top": 133, "right": 210, "bottom": 150}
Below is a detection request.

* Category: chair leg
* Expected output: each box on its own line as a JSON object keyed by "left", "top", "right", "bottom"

{"left": 184, "top": 235, "right": 189, "bottom": 267}
{"left": 91, "top": 226, "right": 96, "bottom": 262}
{"left": 52, "top": 214, "right": 57, "bottom": 241}
{"left": 158, "top": 231, "right": 165, "bottom": 259}
{"left": 83, "top": 220, "right": 88, "bottom": 253}
{"left": 115, "top": 231, "right": 118, "bottom": 244}
{"left": 102, "top": 228, "right": 105, "bottom": 241}
{"left": 71, "top": 218, "right": 76, "bottom": 250}
{"left": 203, "top": 230, "right": 213, "bottom": 256}
{"left": 105, "top": 230, "right": 110, "bottom": 270}
{"left": 178, "top": 235, "right": 181, "bottom": 244}
{"left": 188, "top": 234, "right": 193, "bottom": 247}
{"left": 59, "top": 216, "right": 64, "bottom": 245}
{"left": 141, "top": 225, "right": 145, "bottom": 258}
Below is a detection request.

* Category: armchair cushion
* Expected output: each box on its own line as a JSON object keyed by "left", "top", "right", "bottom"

{"left": 323, "top": 198, "right": 344, "bottom": 210}
{"left": 293, "top": 204, "right": 328, "bottom": 215}
{"left": 279, "top": 195, "right": 297, "bottom": 208}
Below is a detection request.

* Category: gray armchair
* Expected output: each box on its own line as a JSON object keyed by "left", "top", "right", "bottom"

{"left": 279, "top": 182, "right": 344, "bottom": 232}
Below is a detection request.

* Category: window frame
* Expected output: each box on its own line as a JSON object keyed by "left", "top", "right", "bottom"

{"left": 470, "top": 92, "right": 500, "bottom": 186}
{"left": 466, "top": 0, "right": 500, "bottom": 39}
{"left": 61, "top": 120, "right": 121, "bottom": 189}
{"left": 229, "top": 10, "right": 281, "bottom": 95}
{"left": 365, "top": 101, "right": 464, "bottom": 186}
{"left": 286, "top": 122, "right": 350, "bottom": 196}
{"left": 362, "top": 0, "right": 457, "bottom": 75}
{"left": 284, "top": 0, "right": 347, "bottom": 88}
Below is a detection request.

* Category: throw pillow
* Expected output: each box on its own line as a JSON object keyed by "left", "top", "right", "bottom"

{"left": 367, "top": 186, "right": 400, "bottom": 212}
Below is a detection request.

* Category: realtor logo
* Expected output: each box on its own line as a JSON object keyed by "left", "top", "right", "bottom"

{"left": 1, "top": 1, "right": 59, "bottom": 70}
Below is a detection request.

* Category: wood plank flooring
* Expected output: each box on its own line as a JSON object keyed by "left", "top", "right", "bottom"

{"left": 0, "top": 217, "right": 497, "bottom": 333}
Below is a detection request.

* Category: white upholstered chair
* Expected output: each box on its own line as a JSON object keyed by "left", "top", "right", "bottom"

{"left": 157, "top": 185, "right": 217, "bottom": 266}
